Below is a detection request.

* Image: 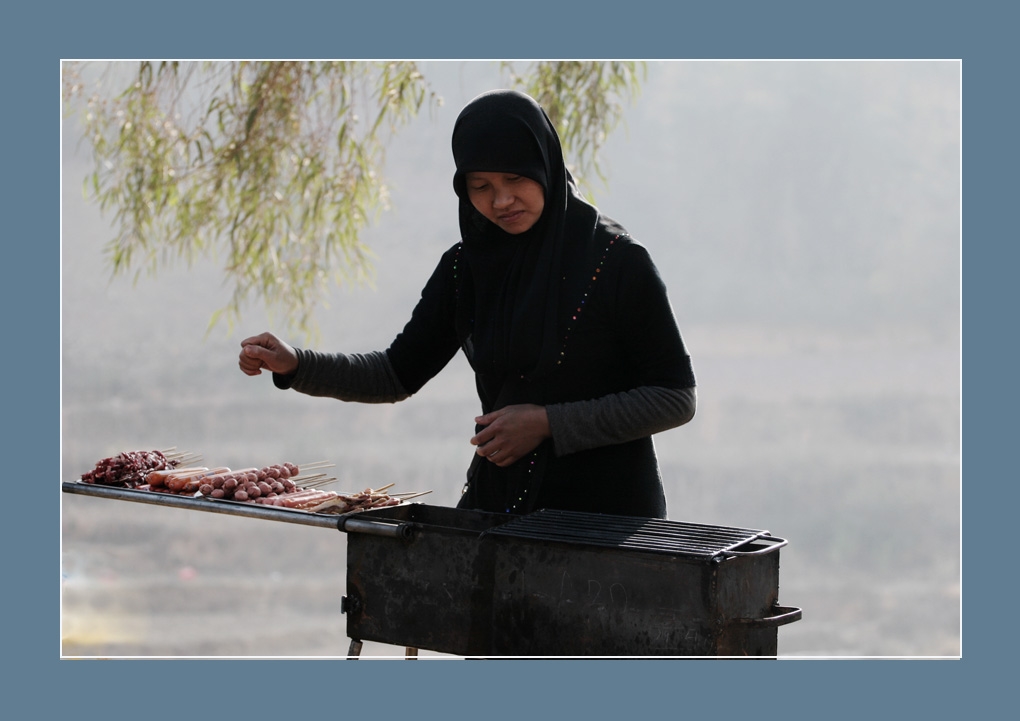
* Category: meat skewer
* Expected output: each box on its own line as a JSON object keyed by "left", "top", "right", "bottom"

{"left": 79, "top": 453, "right": 424, "bottom": 514}
{"left": 80, "top": 449, "right": 191, "bottom": 488}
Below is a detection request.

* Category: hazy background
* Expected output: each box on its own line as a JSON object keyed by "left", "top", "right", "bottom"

{"left": 60, "top": 60, "right": 960, "bottom": 658}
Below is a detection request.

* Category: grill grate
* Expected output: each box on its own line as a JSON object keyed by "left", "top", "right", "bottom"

{"left": 485, "top": 509, "right": 771, "bottom": 559}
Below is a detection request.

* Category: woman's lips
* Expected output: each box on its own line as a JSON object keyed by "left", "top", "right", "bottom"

{"left": 499, "top": 210, "right": 524, "bottom": 224}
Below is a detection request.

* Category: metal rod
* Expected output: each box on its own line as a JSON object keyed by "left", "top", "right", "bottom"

{"left": 339, "top": 516, "right": 415, "bottom": 540}
{"left": 486, "top": 509, "right": 773, "bottom": 558}
{"left": 719, "top": 535, "right": 789, "bottom": 556}
{"left": 62, "top": 481, "right": 341, "bottom": 530}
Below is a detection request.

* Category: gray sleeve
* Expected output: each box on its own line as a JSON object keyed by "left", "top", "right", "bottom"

{"left": 272, "top": 348, "right": 411, "bottom": 404}
{"left": 545, "top": 386, "right": 697, "bottom": 457}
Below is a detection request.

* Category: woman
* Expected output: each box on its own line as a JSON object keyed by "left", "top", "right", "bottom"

{"left": 239, "top": 89, "right": 696, "bottom": 518}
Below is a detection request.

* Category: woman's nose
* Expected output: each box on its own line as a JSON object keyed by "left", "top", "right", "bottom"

{"left": 493, "top": 186, "right": 513, "bottom": 208}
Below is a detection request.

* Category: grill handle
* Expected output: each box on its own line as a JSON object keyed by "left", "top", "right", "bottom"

{"left": 338, "top": 515, "right": 415, "bottom": 540}
{"left": 722, "top": 534, "right": 788, "bottom": 556}
{"left": 730, "top": 605, "right": 803, "bottom": 629}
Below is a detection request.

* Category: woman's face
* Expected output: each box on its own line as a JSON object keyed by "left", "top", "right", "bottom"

{"left": 465, "top": 172, "right": 545, "bottom": 235}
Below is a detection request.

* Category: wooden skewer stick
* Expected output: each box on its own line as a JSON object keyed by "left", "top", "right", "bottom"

{"left": 162, "top": 448, "right": 201, "bottom": 462}
{"left": 391, "top": 490, "right": 433, "bottom": 499}
{"left": 297, "top": 461, "right": 335, "bottom": 470}
{"left": 297, "top": 475, "right": 339, "bottom": 489}
{"left": 392, "top": 490, "right": 433, "bottom": 501}
{"left": 303, "top": 480, "right": 339, "bottom": 490}
{"left": 335, "top": 484, "right": 396, "bottom": 498}
{"left": 293, "top": 481, "right": 331, "bottom": 490}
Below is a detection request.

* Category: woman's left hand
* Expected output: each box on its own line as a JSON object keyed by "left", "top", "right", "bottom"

{"left": 471, "top": 404, "right": 551, "bottom": 467}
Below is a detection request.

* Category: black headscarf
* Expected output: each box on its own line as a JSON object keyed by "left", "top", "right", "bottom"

{"left": 451, "top": 89, "right": 600, "bottom": 407}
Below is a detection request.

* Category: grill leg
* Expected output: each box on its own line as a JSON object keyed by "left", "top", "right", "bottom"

{"left": 347, "top": 639, "right": 363, "bottom": 659}
{"left": 405, "top": 647, "right": 418, "bottom": 660}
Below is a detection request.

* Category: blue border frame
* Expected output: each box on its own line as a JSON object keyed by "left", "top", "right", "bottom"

{"left": 13, "top": 0, "right": 1008, "bottom": 716}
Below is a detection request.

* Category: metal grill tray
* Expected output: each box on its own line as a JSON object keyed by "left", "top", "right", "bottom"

{"left": 483, "top": 508, "right": 787, "bottom": 559}
{"left": 61, "top": 480, "right": 342, "bottom": 529}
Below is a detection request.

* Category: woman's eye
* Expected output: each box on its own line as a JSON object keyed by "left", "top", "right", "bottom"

{"left": 470, "top": 185, "right": 488, "bottom": 192}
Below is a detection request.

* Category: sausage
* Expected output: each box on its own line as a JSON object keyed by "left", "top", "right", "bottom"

{"left": 166, "top": 475, "right": 193, "bottom": 492}
{"left": 271, "top": 490, "right": 318, "bottom": 506}
{"left": 167, "top": 467, "right": 230, "bottom": 493}
{"left": 147, "top": 467, "right": 208, "bottom": 488}
{"left": 276, "top": 490, "right": 337, "bottom": 509}
{"left": 287, "top": 497, "right": 334, "bottom": 510}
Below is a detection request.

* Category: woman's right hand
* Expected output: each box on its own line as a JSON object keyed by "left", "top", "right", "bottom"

{"left": 238, "top": 332, "right": 299, "bottom": 377}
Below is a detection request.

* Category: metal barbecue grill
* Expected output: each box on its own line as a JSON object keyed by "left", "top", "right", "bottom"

{"left": 486, "top": 509, "right": 784, "bottom": 557}
{"left": 339, "top": 504, "right": 801, "bottom": 657}
{"left": 484, "top": 509, "right": 799, "bottom": 656}
{"left": 62, "top": 482, "right": 801, "bottom": 657}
